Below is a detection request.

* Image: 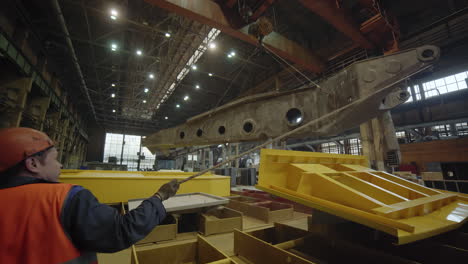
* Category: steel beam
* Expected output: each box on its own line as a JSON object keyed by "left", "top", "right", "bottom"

{"left": 297, "top": 0, "right": 374, "bottom": 50}
{"left": 144, "top": 0, "right": 326, "bottom": 73}
{"left": 143, "top": 45, "right": 439, "bottom": 151}
{"left": 226, "top": 0, "right": 237, "bottom": 8}
{"left": 251, "top": 0, "right": 276, "bottom": 21}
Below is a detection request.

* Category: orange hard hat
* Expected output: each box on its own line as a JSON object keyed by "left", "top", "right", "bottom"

{"left": 0, "top": 127, "right": 54, "bottom": 172}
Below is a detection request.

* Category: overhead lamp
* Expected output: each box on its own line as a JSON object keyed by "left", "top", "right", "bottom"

{"left": 112, "top": 109, "right": 116, "bottom": 113}
{"left": 165, "top": 116, "right": 168, "bottom": 120}
{"left": 176, "top": 104, "right": 180, "bottom": 108}
{"left": 111, "top": 83, "right": 116, "bottom": 87}
{"left": 208, "top": 42, "right": 217, "bottom": 49}
{"left": 230, "top": 51, "right": 236, "bottom": 56}
{"left": 110, "top": 9, "right": 118, "bottom": 20}
{"left": 111, "top": 43, "right": 118, "bottom": 51}
{"left": 195, "top": 84, "right": 200, "bottom": 89}
{"left": 191, "top": 65, "right": 197, "bottom": 70}
{"left": 136, "top": 49, "right": 142, "bottom": 56}
{"left": 143, "top": 100, "right": 147, "bottom": 103}
{"left": 227, "top": 54, "right": 232, "bottom": 58}
{"left": 165, "top": 32, "right": 171, "bottom": 38}
{"left": 183, "top": 95, "right": 189, "bottom": 101}
{"left": 148, "top": 73, "right": 154, "bottom": 79}
{"left": 208, "top": 73, "right": 213, "bottom": 77}
{"left": 144, "top": 88, "right": 149, "bottom": 93}
{"left": 111, "top": 93, "right": 115, "bottom": 98}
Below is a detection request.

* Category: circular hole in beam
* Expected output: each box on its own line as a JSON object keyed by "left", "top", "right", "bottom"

{"left": 196, "top": 129, "right": 203, "bottom": 137}
{"left": 218, "top": 126, "right": 226, "bottom": 135}
{"left": 243, "top": 122, "right": 254, "bottom": 133}
{"left": 179, "top": 131, "right": 185, "bottom": 139}
{"left": 422, "top": 49, "right": 434, "bottom": 58}
{"left": 286, "top": 108, "right": 303, "bottom": 126}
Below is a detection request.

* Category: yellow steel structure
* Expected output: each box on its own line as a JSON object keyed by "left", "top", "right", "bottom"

{"left": 60, "top": 170, "right": 230, "bottom": 203}
{"left": 256, "top": 149, "right": 468, "bottom": 244}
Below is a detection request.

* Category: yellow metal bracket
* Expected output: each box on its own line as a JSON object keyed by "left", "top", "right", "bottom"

{"left": 256, "top": 149, "right": 468, "bottom": 244}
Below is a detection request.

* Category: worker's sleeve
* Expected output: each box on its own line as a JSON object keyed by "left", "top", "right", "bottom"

{"left": 62, "top": 186, "right": 166, "bottom": 253}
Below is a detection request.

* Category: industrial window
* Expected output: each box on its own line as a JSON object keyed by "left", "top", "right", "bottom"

{"left": 187, "top": 154, "right": 198, "bottom": 161}
{"left": 321, "top": 142, "right": 340, "bottom": 154}
{"left": 395, "top": 131, "right": 406, "bottom": 139}
{"left": 405, "top": 87, "right": 413, "bottom": 103}
{"left": 422, "top": 71, "right": 468, "bottom": 99}
{"left": 432, "top": 125, "right": 452, "bottom": 137}
{"left": 348, "top": 138, "right": 362, "bottom": 155}
{"left": 103, "top": 133, "right": 156, "bottom": 171}
{"left": 456, "top": 122, "right": 468, "bottom": 135}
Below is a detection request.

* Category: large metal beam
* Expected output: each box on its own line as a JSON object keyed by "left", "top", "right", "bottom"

{"left": 143, "top": 45, "right": 439, "bottom": 152}
{"left": 251, "top": 0, "right": 276, "bottom": 21}
{"left": 297, "top": 0, "right": 374, "bottom": 50}
{"left": 144, "top": 0, "right": 326, "bottom": 73}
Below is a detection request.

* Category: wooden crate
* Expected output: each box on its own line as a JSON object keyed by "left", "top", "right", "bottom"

{"left": 226, "top": 196, "right": 262, "bottom": 213}
{"left": 246, "top": 201, "right": 294, "bottom": 222}
{"left": 136, "top": 215, "right": 177, "bottom": 245}
{"left": 199, "top": 207, "right": 243, "bottom": 236}
{"left": 97, "top": 248, "right": 131, "bottom": 264}
{"left": 133, "top": 235, "right": 236, "bottom": 264}
{"left": 234, "top": 223, "right": 415, "bottom": 264}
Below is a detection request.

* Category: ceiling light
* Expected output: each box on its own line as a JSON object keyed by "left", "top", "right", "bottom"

{"left": 136, "top": 49, "right": 142, "bottom": 56}
{"left": 110, "top": 9, "right": 118, "bottom": 20}
{"left": 191, "top": 65, "right": 197, "bottom": 70}
{"left": 176, "top": 104, "right": 180, "bottom": 108}
{"left": 209, "top": 42, "right": 217, "bottom": 49}
{"left": 111, "top": 83, "right": 115, "bottom": 87}
{"left": 112, "top": 109, "right": 116, "bottom": 113}
{"left": 183, "top": 95, "right": 189, "bottom": 101}
{"left": 195, "top": 84, "right": 200, "bottom": 89}
{"left": 148, "top": 73, "right": 154, "bottom": 79}
{"left": 208, "top": 73, "right": 213, "bottom": 77}
{"left": 227, "top": 54, "right": 232, "bottom": 58}
{"left": 230, "top": 51, "right": 236, "bottom": 56}
{"left": 111, "top": 43, "right": 118, "bottom": 51}
{"left": 165, "top": 116, "right": 168, "bottom": 120}
{"left": 111, "top": 93, "right": 115, "bottom": 98}
{"left": 165, "top": 32, "right": 171, "bottom": 38}
{"left": 143, "top": 100, "right": 147, "bottom": 103}
{"left": 144, "top": 88, "right": 149, "bottom": 93}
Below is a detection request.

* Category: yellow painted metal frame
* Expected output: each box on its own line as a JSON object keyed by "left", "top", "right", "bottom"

{"left": 60, "top": 170, "right": 230, "bottom": 203}
{"left": 256, "top": 149, "right": 468, "bottom": 244}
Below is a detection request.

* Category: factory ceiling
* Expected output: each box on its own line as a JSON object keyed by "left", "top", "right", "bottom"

{"left": 4, "top": 0, "right": 468, "bottom": 135}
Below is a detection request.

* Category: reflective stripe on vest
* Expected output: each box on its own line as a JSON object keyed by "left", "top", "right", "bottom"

{"left": 0, "top": 182, "right": 97, "bottom": 264}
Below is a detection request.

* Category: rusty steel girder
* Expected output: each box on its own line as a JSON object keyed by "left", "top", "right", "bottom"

{"left": 144, "top": 0, "right": 325, "bottom": 73}
{"left": 143, "top": 45, "right": 439, "bottom": 152}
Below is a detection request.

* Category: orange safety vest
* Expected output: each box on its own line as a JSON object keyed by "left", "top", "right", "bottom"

{"left": 0, "top": 183, "right": 97, "bottom": 264}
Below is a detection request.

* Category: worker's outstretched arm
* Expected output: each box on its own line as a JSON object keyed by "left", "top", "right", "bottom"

{"left": 62, "top": 180, "right": 179, "bottom": 253}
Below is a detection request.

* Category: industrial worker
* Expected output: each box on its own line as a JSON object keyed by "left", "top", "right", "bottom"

{"left": 0, "top": 127, "right": 180, "bottom": 264}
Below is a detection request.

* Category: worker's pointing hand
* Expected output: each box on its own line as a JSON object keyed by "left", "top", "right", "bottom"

{"left": 155, "top": 179, "right": 180, "bottom": 201}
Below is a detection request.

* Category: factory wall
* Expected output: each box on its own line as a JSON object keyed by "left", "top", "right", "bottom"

{"left": 85, "top": 125, "right": 106, "bottom": 163}
{"left": 400, "top": 137, "right": 468, "bottom": 172}
{"left": 0, "top": 6, "right": 89, "bottom": 169}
